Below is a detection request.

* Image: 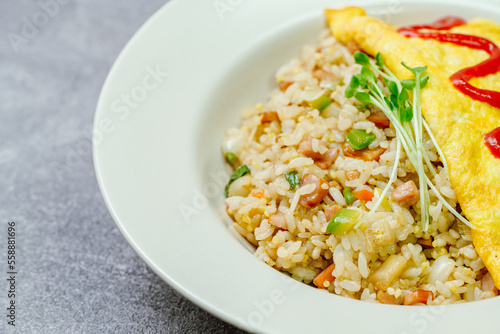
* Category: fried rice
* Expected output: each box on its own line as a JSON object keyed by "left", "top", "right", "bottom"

{"left": 222, "top": 29, "right": 497, "bottom": 305}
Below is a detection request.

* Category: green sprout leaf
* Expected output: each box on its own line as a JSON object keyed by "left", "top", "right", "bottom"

{"left": 354, "top": 91, "right": 372, "bottom": 105}
{"left": 345, "top": 76, "right": 360, "bottom": 98}
{"left": 354, "top": 51, "right": 371, "bottom": 66}
{"left": 375, "top": 53, "right": 384, "bottom": 68}
{"left": 401, "top": 62, "right": 428, "bottom": 76}
{"left": 420, "top": 75, "right": 429, "bottom": 88}
{"left": 400, "top": 105, "right": 413, "bottom": 122}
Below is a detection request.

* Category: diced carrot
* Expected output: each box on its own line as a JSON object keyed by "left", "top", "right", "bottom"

{"left": 353, "top": 189, "right": 374, "bottom": 201}
{"left": 403, "top": 289, "right": 434, "bottom": 305}
{"left": 368, "top": 110, "right": 391, "bottom": 128}
{"left": 251, "top": 189, "right": 265, "bottom": 199}
{"left": 279, "top": 81, "right": 294, "bottom": 92}
{"left": 260, "top": 111, "right": 279, "bottom": 124}
{"left": 313, "top": 263, "right": 336, "bottom": 289}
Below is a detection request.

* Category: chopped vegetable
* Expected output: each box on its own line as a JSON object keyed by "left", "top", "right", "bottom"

{"left": 313, "top": 263, "right": 336, "bottom": 289}
{"left": 307, "top": 95, "right": 332, "bottom": 112}
{"left": 284, "top": 171, "right": 300, "bottom": 190}
{"left": 403, "top": 289, "right": 434, "bottom": 305}
{"left": 225, "top": 165, "right": 250, "bottom": 197}
{"left": 343, "top": 188, "right": 356, "bottom": 205}
{"left": 260, "top": 111, "right": 279, "bottom": 124}
{"left": 326, "top": 209, "right": 360, "bottom": 235}
{"left": 346, "top": 51, "right": 473, "bottom": 231}
{"left": 346, "top": 129, "right": 376, "bottom": 150}
{"left": 251, "top": 189, "right": 265, "bottom": 199}
{"left": 353, "top": 189, "right": 374, "bottom": 201}
{"left": 374, "top": 187, "right": 391, "bottom": 211}
{"left": 226, "top": 152, "right": 237, "bottom": 164}
{"left": 369, "top": 254, "right": 408, "bottom": 290}
{"left": 279, "top": 81, "right": 293, "bottom": 91}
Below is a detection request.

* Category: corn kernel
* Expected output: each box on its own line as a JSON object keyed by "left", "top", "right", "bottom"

{"left": 395, "top": 289, "right": 402, "bottom": 298}
{"left": 255, "top": 103, "right": 263, "bottom": 110}
{"left": 374, "top": 188, "right": 391, "bottom": 211}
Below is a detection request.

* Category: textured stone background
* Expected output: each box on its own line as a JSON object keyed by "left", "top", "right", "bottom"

{"left": 0, "top": 1, "right": 246, "bottom": 333}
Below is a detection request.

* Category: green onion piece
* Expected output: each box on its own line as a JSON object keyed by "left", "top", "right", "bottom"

{"left": 284, "top": 171, "right": 300, "bottom": 190}
{"left": 346, "top": 129, "right": 376, "bottom": 150}
{"left": 225, "top": 165, "right": 250, "bottom": 197}
{"left": 355, "top": 104, "right": 369, "bottom": 112}
{"left": 326, "top": 209, "right": 360, "bottom": 235}
{"left": 226, "top": 152, "right": 237, "bottom": 163}
{"left": 307, "top": 95, "right": 332, "bottom": 112}
{"left": 343, "top": 188, "right": 356, "bottom": 205}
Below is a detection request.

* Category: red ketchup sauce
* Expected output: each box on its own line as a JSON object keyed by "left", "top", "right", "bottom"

{"left": 398, "top": 16, "right": 500, "bottom": 158}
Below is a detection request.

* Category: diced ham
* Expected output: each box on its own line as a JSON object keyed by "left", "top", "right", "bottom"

{"left": 260, "top": 111, "right": 279, "bottom": 124}
{"left": 298, "top": 139, "right": 323, "bottom": 159}
{"left": 312, "top": 69, "right": 338, "bottom": 82}
{"left": 315, "top": 148, "right": 340, "bottom": 169}
{"left": 279, "top": 81, "right": 294, "bottom": 92}
{"left": 298, "top": 139, "right": 339, "bottom": 169}
{"left": 368, "top": 110, "right": 391, "bottom": 128}
{"left": 329, "top": 180, "right": 342, "bottom": 191}
{"left": 269, "top": 212, "right": 287, "bottom": 230}
{"left": 345, "top": 41, "right": 362, "bottom": 54}
{"left": 324, "top": 205, "right": 341, "bottom": 222}
{"left": 376, "top": 291, "right": 401, "bottom": 305}
{"left": 481, "top": 272, "right": 498, "bottom": 294}
{"left": 345, "top": 170, "right": 361, "bottom": 181}
{"left": 299, "top": 174, "right": 329, "bottom": 208}
{"left": 391, "top": 181, "right": 420, "bottom": 207}
{"left": 342, "top": 142, "right": 386, "bottom": 161}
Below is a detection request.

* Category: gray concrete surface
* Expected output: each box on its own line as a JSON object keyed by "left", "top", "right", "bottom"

{"left": 0, "top": 1, "right": 246, "bottom": 333}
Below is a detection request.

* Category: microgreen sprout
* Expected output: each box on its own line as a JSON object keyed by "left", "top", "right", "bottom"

{"left": 347, "top": 51, "right": 472, "bottom": 231}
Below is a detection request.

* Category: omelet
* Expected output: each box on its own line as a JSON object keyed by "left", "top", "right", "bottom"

{"left": 325, "top": 7, "right": 500, "bottom": 287}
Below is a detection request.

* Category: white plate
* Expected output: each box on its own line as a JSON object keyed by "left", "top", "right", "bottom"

{"left": 93, "top": 0, "right": 500, "bottom": 333}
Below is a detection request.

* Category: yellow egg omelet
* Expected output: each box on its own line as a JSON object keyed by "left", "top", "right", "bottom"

{"left": 325, "top": 7, "right": 500, "bottom": 287}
